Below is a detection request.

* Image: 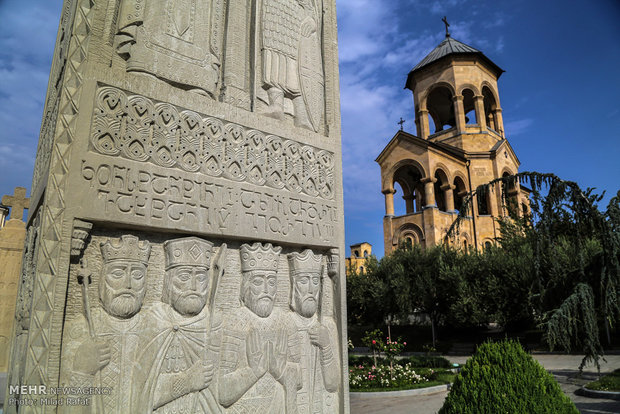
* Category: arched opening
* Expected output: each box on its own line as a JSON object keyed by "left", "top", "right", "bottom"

{"left": 484, "top": 240, "right": 493, "bottom": 250}
{"left": 359, "top": 266, "right": 364, "bottom": 274}
{"left": 462, "top": 88, "right": 476, "bottom": 125}
{"left": 502, "top": 172, "right": 519, "bottom": 217}
{"left": 477, "top": 188, "right": 491, "bottom": 215}
{"left": 482, "top": 86, "right": 498, "bottom": 132}
{"left": 426, "top": 86, "right": 456, "bottom": 133}
{"left": 453, "top": 176, "right": 467, "bottom": 214}
{"left": 393, "top": 163, "right": 426, "bottom": 216}
{"left": 363, "top": 250, "right": 369, "bottom": 258}
{"left": 434, "top": 169, "right": 449, "bottom": 212}
{"left": 354, "top": 250, "right": 360, "bottom": 258}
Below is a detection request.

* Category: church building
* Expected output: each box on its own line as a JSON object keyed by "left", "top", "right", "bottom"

{"left": 376, "top": 22, "right": 531, "bottom": 255}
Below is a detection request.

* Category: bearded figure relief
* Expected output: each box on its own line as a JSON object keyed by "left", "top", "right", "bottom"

{"left": 115, "top": 0, "right": 223, "bottom": 98}
{"left": 259, "top": 0, "right": 325, "bottom": 132}
{"left": 61, "top": 235, "right": 151, "bottom": 414}
{"left": 218, "top": 242, "right": 301, "bottom": 413}
{"left": 130, "top": 237, "right": 223, "bottom": 414}
{"left": 288, "top": 250, "right": 339, "bottom": 414}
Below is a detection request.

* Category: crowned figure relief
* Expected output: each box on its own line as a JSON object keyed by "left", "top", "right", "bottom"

{"left": 131, "top": 237, "right": 222, "bottom": 413}
{"left": 115, "top": 0, "right": 223, "bottom": 97}
{"left": 288, "top": 250, "right": 339, "bottom": 414}
{"left": 218, "top": 242, "right": 301, "bottom": 413}
{"left": 259, "top": 0, "right": 325, "bottom": 132}
{"left": 61, "top": 235, "right": 151, "bottom": 414}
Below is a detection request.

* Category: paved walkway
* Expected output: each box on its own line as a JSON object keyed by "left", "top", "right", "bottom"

{"left": 350, "top": 354, "right": 620, "bottom": 414}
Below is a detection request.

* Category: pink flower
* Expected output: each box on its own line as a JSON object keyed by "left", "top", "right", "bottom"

{"left": 404, "top": 342, "right": 407, "bottom": 345}
{"left": 372, "top": 340, "right": 376, "bottom": 345}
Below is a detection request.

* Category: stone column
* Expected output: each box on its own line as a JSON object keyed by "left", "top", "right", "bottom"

{"left": 418, "top": 109, "right": 430, "bottom": 139}
{"left": 421, "top": 178, "right": 437, "bottom": 208}
{"left": 383, "top": 188, "right": 396, "bottom": 216}
{"left": 442, "top": 184, "right": 456, "bottom": 213}
{"left": 474, "top": 95, "right": 487, "bottom": 131}
{"left": 452, "top": 95, "right": 466, "bottom": 133}
{"left": 494, "top": 108, "right": 504, "bottom": 136}
{"left": 403, "top": 194, "right": 415, "bottom": 214}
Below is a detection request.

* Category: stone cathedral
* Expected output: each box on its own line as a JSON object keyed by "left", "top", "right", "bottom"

{"left": 4, "top": 1, "right": 348, "bottom": 413}
{"left": 377, "top": 25, "right": 531, "bottom": 255}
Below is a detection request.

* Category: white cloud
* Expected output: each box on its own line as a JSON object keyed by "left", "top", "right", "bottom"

{"left": 504, "top": 118, "right": 534, "bottom": 136}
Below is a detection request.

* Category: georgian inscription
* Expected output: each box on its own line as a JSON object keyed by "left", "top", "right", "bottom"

{"left": 80, "top": 159, "right": 337, "bottom": 243}
{"left": 90, "top": 86, "right": 335, "bottom": 200}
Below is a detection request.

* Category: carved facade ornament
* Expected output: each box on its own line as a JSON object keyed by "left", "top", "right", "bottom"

{"left": 288, "top": 249, "right": 340, "bottom": 413}
{"left": 259, "top": 0, "right": 325, "bottom": 132}
{"left": 132, "top": 236, "right": 221, "bottom": 413}
{"left": 62, "top": 235, "right": 152, "bottom": 413}
{"left": 70, "top": 219, "right": 93, "bottom": 259}
{"left": 115, "top": 0, "right": 225, "bottom": 98}
{"left": 90, "top": 86, "right": 335, "bottom": 200}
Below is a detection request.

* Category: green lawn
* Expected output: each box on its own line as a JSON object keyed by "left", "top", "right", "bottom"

{"left": 585, "top": 369, "right": 620, "bottom": 392}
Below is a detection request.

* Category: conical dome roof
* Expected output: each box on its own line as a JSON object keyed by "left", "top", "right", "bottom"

{"left": 406, "top": 35, "right": 504, "bottom": 90}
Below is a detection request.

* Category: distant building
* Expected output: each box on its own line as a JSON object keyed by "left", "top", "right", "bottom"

{"left": 376, "top": 27, "right": 530, "bottom": 255}
{"left": 345, "top": 242, "right": 372, "bottom": 275}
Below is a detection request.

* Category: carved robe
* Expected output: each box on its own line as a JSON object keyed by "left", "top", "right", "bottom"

{"left": 291, "top": 313, "right": 339, "bottom": 414}
{"left": 131, "top": 303, "right": 221, "bottom": 414}
{"left": 61, "top": 308, "right": 144, "bottom": 414}
{"left": 115, "top": 0, "right": 223, "bottom": 97}
{"left": 218, "top": 306, "right": 299, "bottom": 413}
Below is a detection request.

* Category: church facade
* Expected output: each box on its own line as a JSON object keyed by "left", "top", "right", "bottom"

{"left": 377, "top": 28, "right": 530, "bottom": 255}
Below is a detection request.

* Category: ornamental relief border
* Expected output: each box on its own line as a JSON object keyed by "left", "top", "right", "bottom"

{"left": 90, "top": 86, "right": 336, "bottom": 201}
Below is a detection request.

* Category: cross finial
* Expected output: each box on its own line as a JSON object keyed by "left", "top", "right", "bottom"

{"left": 2, "top": 187, "right": 30, "bottom": 222}
{"left": 442, "top": 16, "right": 450, "bottom": 38}
{"left": 398, "top": 117, "right": 406, "bottom": 131}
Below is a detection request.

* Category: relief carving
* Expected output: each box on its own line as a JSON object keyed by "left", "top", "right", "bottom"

{"left": 218, "top": 242, "right": 300, "bottom": 413}
{"left": 131, "top": 237, "right": 224, "bottom": 413}
{"left": 59, "top": 228, "right": 342, "bottom": 413}
{"left": 258, "top": 0, "right": 325, "bottom": 132}
{"left": 90, "top": 86, "right": 335, "bottom": 200}
{"left": 288, "top": 250, "right": 340, "bottom": 413}
{"left": 115, "top": 0, "right": 224, "bottom": 98}
{"left": 62, "top": 235, "right": 151, "bottom": 413}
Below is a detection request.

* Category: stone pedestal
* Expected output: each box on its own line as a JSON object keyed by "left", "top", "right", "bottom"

{"left": 5, "top": 1, "right": 347, "bottom": 413}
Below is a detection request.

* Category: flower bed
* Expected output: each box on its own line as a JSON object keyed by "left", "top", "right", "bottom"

{"left": 586, "top": 369, "right": 620, "bottom": 392}
{"left": 349, "top": 362, "right": 455, "bottom": 392}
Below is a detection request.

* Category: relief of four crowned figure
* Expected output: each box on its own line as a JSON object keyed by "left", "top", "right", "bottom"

{"left": 61, "top": 235, "right": 340, "bottom": 414}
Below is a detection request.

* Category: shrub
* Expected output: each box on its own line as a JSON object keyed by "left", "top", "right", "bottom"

{"left": 403, "top": 355, "right": 451, "bottom": 369}
{"left": 440, "top": 340, "right": 578, "bottom": 414}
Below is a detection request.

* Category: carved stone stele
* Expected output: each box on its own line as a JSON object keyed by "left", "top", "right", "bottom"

{"left": 6, "top": 0, "right": 346, "bottom": 412}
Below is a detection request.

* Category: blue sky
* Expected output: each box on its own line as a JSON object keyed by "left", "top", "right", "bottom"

{"left": 1, "top": 0, "right": 619, "bottom": 258}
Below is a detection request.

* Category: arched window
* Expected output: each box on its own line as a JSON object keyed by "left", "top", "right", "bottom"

{"left": 393, "top": 163, "right": 426, "bottom": 215}
{"left": 359, "top": 266, "right": 364, "bottom": 274}
{"left": 363, "top": 250, "right": 368, "bottom": 258}
{"left": 462, "top": 88, "right": 476, "bottom": 125}
{"left": 482, "top": 86, "right": 498, "bottom": 132}
{"left": 434, "top": 169, "right": 449, "bottom": 212}
{"left": 354, "top": 250, "right": 360, "bottom": 258}
{"left": 453, "top": 176, "right": 467, "bottom": 214}
{"left": 426, "top": 86, "right": 456, "bottom": 133}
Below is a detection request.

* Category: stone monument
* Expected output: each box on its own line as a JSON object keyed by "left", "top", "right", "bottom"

{"left": 5, "top": 1, "right": 346, "bottom": 413}
{"left": 0, "top": 187, "right": 29, "bottom": 405}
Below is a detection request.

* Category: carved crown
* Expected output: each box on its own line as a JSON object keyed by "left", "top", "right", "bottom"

{"left": 164, "top": 237, "right": 213, "bottom": 269}
{"left": 288, "top": 249, "right": 322, "bottom": 276}
{"left": 240, "top": 242, "right": 282, "bottom": 273}
{"left": 100, "top": 235, "right": 151, "bottom": 264}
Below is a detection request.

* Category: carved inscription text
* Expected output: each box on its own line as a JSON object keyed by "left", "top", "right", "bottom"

{"left": 80, "top": 159, "right": 337, "bottom": 243}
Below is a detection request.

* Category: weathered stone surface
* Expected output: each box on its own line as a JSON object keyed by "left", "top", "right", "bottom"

{"left": 6, "top": 1, "right": 346, "bottom": 413}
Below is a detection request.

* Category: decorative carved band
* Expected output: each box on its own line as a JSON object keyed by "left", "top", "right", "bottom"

{"left": 90, "top": 86, "right": 335, "bottom": 200}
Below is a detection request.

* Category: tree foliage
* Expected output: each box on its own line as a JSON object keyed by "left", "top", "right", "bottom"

{"left": 439, "top": 340, "right": 578, "bottom": 414}
{"left": 447, "top": 173, "right": 620, "bottom": 370}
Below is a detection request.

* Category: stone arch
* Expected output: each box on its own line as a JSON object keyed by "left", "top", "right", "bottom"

{"left": 433, "top": 166, "right": 450, "bottom": 212}
{"left": 459, "top": 83, "right": 481, "bottom": 97}
{"left": 384, "top": 158, "right": 428, "bottom": 190}
{"left": 393, "top": 223, "right": 425, "bottom": 248}
{"left": 461, "top": 232, "right": 471, "bottom": 250}
{"left": 421, "top": 83, "right": 457, "bottom": 133}
{"left": 389, "top": 159, "right": 428, "bottom": 215}
{"left": 482, "top": 84, "right": 500, "bottom": 131}
{"left": 461, "top": 88, "right": 477, "bottom": 125}
{"left": 453, "top": 174, "right": 468, "bottom": 213}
